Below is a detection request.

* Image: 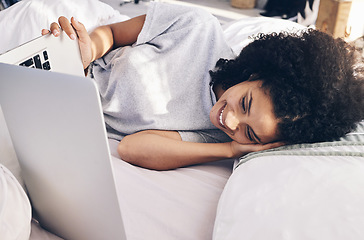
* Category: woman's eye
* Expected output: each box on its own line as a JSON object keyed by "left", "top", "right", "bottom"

{"left": 242, "top": 96, "right": 246, "bottom": 112}
{"left": 246, "top": 126, "right": 255, "bottom": 142}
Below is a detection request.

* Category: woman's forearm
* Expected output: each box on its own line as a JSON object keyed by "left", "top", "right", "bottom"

{"left": 89, "top": 15, "right": 146, "bottom": 62}
{"left": 89, "top": 26, "right": 114, "bottom": 62}
{"left": 117, "top": 131, "right": 235, "bottom": 170}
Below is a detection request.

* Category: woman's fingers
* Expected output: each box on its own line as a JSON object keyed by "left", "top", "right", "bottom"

{"left": 50, "top": 22, "right": 61, "bottom": 36}
{"left": 69, "top": 17, "right": 93, "bottom": 69}
{"left": 41, "top": 16, "right": 92, "bottom": 69}
{"left": 230, "top": 141, "right": 285, "bottom": 158}
{"left": 249, "top": 141, "right": 285, "bottom": 152}
{"left": 42, "top": 16, "right": 86, "bottom": 41}
{"left": 42, "top": 22, "right": 61, "bottom": 36}
{"left": 264, "top": 141, "right": 285, "bottom": 150}
{"left": 41, "top": 29, "right": 50, "bottom": 36}
{"left": 58, "top": 16, "right": 76, "bottom": 40}
{"left": 70, "top": 17, "right": 88, "bottom": 43}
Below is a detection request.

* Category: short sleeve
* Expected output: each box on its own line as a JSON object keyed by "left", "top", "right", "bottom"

{"left": 179, "top": 130, "right": 231, "bottom": 143}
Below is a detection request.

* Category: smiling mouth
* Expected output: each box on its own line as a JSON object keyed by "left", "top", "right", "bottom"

{"left": 219, "top": 109, "right": 224, "bottom": 126}
{"left": 217, "top": 104, "right": 226, "bottom": 128}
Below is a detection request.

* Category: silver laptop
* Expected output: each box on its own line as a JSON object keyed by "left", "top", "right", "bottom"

{"left": 0, "top": 63, "right": 126, "bottom": 238}
{"left": 0, "top": 31, "right": 84, "bottom": 77}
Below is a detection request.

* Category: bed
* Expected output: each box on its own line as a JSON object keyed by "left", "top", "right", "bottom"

{"left": 0, "top": 0, "right": 363, "bottom": 239}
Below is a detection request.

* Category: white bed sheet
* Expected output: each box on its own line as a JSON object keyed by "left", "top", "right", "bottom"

{"left": 28, "top": 139, "right": 234, "bottom": 240}
{"left": 109, "top": 140, "right": 234, "bottom": 240}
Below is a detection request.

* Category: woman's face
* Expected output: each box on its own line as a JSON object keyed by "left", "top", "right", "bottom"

{"left": 210, "top": 80, "right": 280, "bottom": 144}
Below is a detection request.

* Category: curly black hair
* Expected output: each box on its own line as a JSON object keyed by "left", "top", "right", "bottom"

{"left": 210, "top": 29, "right": 364, "bottom": 144}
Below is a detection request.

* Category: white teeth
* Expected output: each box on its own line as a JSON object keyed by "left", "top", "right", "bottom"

{"left": 219, "top": 109, "right": 224, "bottom": 126}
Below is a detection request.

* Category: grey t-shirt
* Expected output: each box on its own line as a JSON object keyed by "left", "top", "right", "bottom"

{"left": 91, "top": 2, "right": 235, "bottom": 143}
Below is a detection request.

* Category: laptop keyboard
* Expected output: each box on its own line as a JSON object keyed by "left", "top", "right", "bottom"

{"left": 19, "top": 50, "right": 51, "bottom": 71}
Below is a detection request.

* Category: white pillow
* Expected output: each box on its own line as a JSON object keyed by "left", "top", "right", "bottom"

{"left": 213, "top": 120, "right": 364, "bottom": 240}
{"left": 214, "top": 152, "right": 364, "bottom": 240}
{"left": 222, "top": 16, "right": 305, "bottom": 55}
{"left": 0, "top": 164, "right": 31, "bottom": 240}
{"left": 0, "top": 0, "right": 129, "bottom": 54}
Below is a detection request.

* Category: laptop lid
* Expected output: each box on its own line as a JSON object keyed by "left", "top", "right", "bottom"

{"left": 0, "top": 63, "right": 126, "bottom": 240}
{"left": 0, "top": 31, "right": 84, "bottom": 77}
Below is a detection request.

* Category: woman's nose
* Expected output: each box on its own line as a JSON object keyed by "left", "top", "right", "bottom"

{"left": 225, "top": 111, "right": 240, "bottom": 131}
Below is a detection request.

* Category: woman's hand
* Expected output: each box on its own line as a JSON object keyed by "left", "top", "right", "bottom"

{"left": 42, "top": 15, "right": 146, "bottom": 71}
{"left": 229, "top": 140, "right": 285, "bottom": 158}
{"left": 42, "top": 17, "right": 93, "bottom": 69}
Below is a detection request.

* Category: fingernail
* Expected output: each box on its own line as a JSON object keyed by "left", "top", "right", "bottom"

{"left": 73, "top": 17, "right": 78, "bottom": 24}
{"left": 70, "top": 34, "right": 76, "bottom": 40}
{"left": 53, "top": 29, "right": 59, "bottom": 36}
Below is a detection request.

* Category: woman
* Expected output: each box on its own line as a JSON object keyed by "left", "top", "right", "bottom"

{"left": 43, "top": 3, "right": 364, "bottom": 170}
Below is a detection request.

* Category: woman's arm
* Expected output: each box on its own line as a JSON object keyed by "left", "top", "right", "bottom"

{"left": 118, "top": 130, "right": 283, "bottom": 170}
{"left": 42, "top": 15, "right": 146, "bottom": 69}
{"left": 89, "top": 15, "right": 146, "bottom": 63}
